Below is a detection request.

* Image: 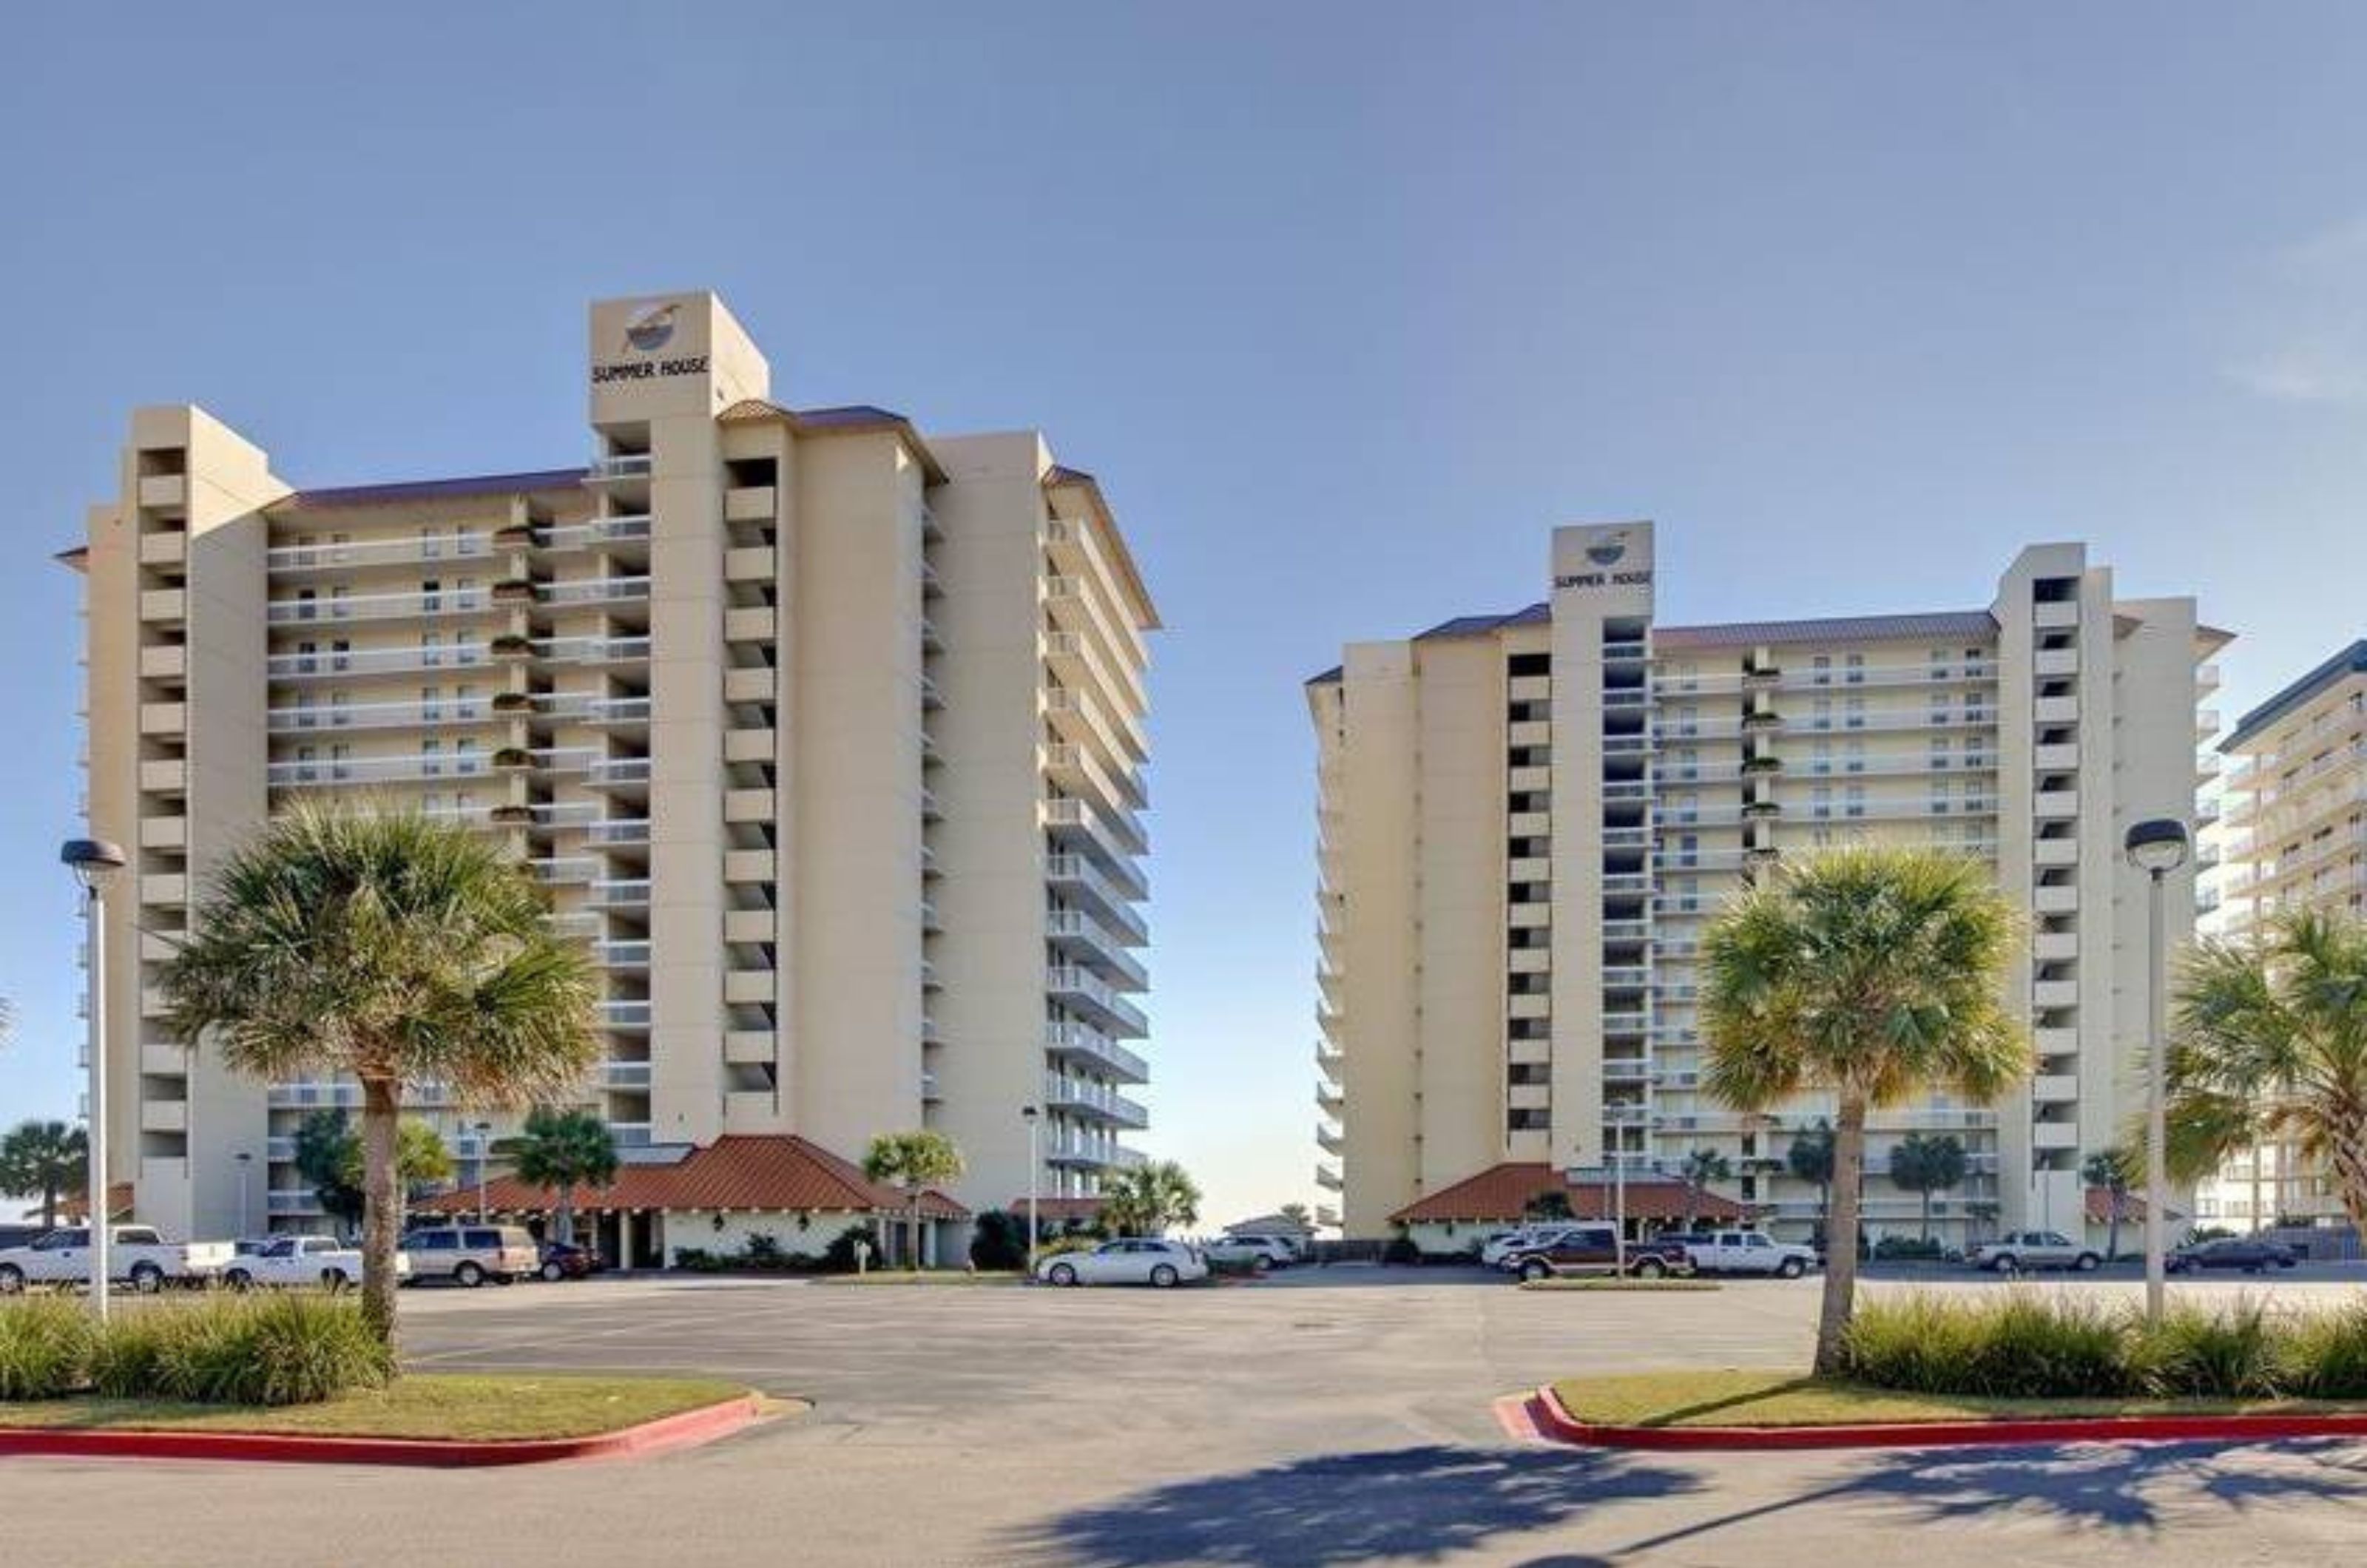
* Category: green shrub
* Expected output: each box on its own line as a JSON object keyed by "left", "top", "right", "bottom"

{"left": 1380, "top": 1236, "right": 1422, "bottom": 1266}
{"left": 0, "top": 1295, "right": 98, "bottom": 1400}
{"left": 969, "top": 1211, "right": 1030, "bottom": 1271}
{"left": 2127, "top": 1299, "right": 2286, "bottom": 1400}
{"left": 86, "top": 1305, "right": 179, "bottom": 1399}
{"left": 823, "top": 1223, "right": 880, "bottom": 1273}
{"left": 1871, "top": 1235, "right": 1945, "bottom": 1261}
{"left": 1843, "top": 1292, "right": 2127, "bottom": 1399}
{"left": 2282, "top": 1302, "right": 2367, "bottom": 1399}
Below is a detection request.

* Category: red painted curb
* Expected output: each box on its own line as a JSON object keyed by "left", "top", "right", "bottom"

{"left": 0, "top": 1393, "right": 763, "bottom": 1469}
{"left": 1530, "top": 1385, "right": 2367, "bottom": 1453}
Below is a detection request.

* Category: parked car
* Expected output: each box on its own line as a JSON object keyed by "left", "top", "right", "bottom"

{"left": 1966, "top": 1230, "right": 2102, "bottom": 1274}
{"left": 1480, "top": 1228, "right": 1547, "bottom": 1268}
{"left": 1036, "top": 1238, "right": 1209, "bottom": 1288}
{"left": 1683, "top": 1229, "right": 1817, "bottom": 1279}
{"left": 2167, "top": 1236, "right": 2301, "bottom": 1274}
{"left": 399, "top": 1224, "right": 541, "bottom": 1287}
{"left": 1501, "top": 1224, "right": 1695, "bottom": 1282}
{"left": 222, "top": 1234, "right": 402, "bottom": 1291}
{"left": 538, "top": 1240, "right": 601, "bottom": 1281}
{"left": 1201, "top": 1236, "right": 1284, "bottom": 1273}
{"left": 0, "top": 1226, "right": 237, "bottom": 1293}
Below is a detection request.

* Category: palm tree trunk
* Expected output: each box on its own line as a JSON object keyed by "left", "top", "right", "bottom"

{"left": 556, "top": 1191, "right": 575, "bottom": 1247}
{"left": 41, "top": 1182, "right": 56, "bottom": 1231}
{"left": 2106, "top": 1203, "right": 2121, "bottom": 1263}
{"left": 2324, "top": 1118, "right": 2367, "bottom": 1251}
{"left": 359, "top": 1078, "right": 402, "bottom": 1351}
{"left": 1919, "top": 1188, "right": 1932, "bottom": 1245}
{"left": 1814, "top": 1096, "right": 1867, "bottom": 1376}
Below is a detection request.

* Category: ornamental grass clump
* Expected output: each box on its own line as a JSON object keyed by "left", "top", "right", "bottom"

{"left": 2125, "top": 1297, "right": 2287, "bottom": 1400}
{"left": 2280, "top": 1302, "right": 2367, "bottom": 1400}
{"left": 1843, "top": 1293, "right": 2127, "bottom": 1399}
{"left": 0, "top": 1295, "right": 98, "bottom": 1400}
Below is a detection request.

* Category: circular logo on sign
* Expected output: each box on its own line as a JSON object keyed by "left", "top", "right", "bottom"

{"left": 1587, "top": 533, "right": 1628, "bottom": 567}
{"left": 624, "top": 302, "right": 679, "bottom": 354}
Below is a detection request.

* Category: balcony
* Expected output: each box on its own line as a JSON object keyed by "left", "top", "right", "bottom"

{"left": 599, "top": 999, "right": 653, "bottom": 1031}
{"left": 588, "top": 879, "right": 651, "bottom": 910}
{"left": 266, "top": 587, "right": 492, "bottom": 625}
{"left": 541, "top": 575, "right": 652, "bottom": 609}
{"left": 588, "top": 453, "right": 654, "bottom": 482}
{"left": 1044, "top": 1132, "right": 1146, "bottom": 1171}
{"left": 1049, "top": 967, "right": 1149, "bottom": 1038}
{"left": 268, "top": 752, "right": 493, "bottom": 788}
{"left": 269, "top": 533, "right": 496, "bottom": 574}
{"left": 267, "top": 697, "right": 500, "bottom": 734}
{"left": 1047, "top": 854, "right": 1149, "bottom": 939}
{"left": 595, "top": 939, "right": 652, "bottom": 970}
{"left": 1044, "top": 1022, "right": 1149, "bottom": 1084}
{"left": 536, "top": 515, "right": 652, "bottom": 552}
{"left": 269, "top": 643, "right": 492, "bottom": 681}
{"left": 1046, "top": 908, "right": 1149, "bottom": 990}
{"left": 1043, "top": 1073, "right": 1150, "bottom": 1129}
{"left": 601, "top": 1059, "right": 654, "bottom": 1091}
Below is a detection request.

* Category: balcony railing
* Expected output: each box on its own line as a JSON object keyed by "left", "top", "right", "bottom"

{"left": 1042, "top": 1072, "right": 1150, "bottom": 1129}
{"left": 1044, "top": 1022, "right": 1149, "bottom": 1084}
{"left": 266, "top": 587, "right": 492, "bottom": 625}
{"left": 268, "top": 754, "right": 490, "bottom": 787}
{"left": 268, "top": 643, "right": 491, "bottom": 680}
{"left": 267, "top": 697, "right": 498, "bottom": 734}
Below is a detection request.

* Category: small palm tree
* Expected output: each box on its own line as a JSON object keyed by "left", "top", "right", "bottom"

{"left": 862, "top": 1130, "right": 964, "bottom": 1269}
{"left": 1701, "top": 845, "right": 2027, "bottom": 1374}
{"left": 1101, "top": 1160, "right": 1203, "bottom": 1237}
{"left": 0, "top": 1121, "right": 88, "bottom": 1230}
{"left": 498, "top": 1107, "right": 618, "bottom": 1246}
{"left": 2081, "top": 1148, "right": 2134, "bottom": 1261}
{"left": 2165, "top": 911, "right": 2367, "bottom": 1237}
{"left": 1786, "top": 1118, "right": 1837, "bottom": 1246}
{"left": 161, "top": 804, "right": 598, "bottom": 1348}
{"left": 1677, "top": 1146, "right": 1733, "bottom": 1232}
{"left": 1888, "top": 1132, "right": 1967, "bottom": 1244}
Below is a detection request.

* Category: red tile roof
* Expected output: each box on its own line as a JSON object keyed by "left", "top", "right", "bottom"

{"left": 55, "top": 1182, "right": 134, "bottom": 1223}
{"left": 415, "top": 1135, "right": 969, "bottom": 1221}
{"left": 2085, "top": 1186, "right": 2186, "bottom": 1226}
{"left": 1388, "top": 1163, "right": 1749, "bottom": 1225}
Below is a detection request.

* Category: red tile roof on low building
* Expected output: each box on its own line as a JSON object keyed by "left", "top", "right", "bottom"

{"left": 2085, "top": 1186, "right": 2186, "bottom": 1226}
{"left": 1388, "top": 1162, "right": 1749, "bottom": 1225}
{"left": 53, "top": 1182, "right": 134, "bottom": 1224}
{"left": 415, "top": 1135, "right": 969, "bottom": 1221}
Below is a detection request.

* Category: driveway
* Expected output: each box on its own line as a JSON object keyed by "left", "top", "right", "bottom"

{"left": 7, "top": 1270, "right": 2367, "bottom": 1565}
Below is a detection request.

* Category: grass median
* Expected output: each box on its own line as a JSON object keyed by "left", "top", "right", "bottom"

{"left": 1518, "top": 1278, "right": 1722, "bottom": 1293}
{"left": 0, "top": 1373, "right": 765, "bottom": 1442}
{"left": 1550, "top": 1368, "right": 2367, "bottom": 1429}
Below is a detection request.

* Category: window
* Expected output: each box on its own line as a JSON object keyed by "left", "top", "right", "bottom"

{"left": 1845, "top": 652, "right": 1865, "bottom": 685}
{"left": 1845, "top": 784, "right": 1865, "bottom": 818}
{"left": 1812, "top": 785, "right": 1832, "bottom": 820}
{"left": 1813, "top": 697, "right": 1832, "bottom": 731}
{"left": 1846, "top": 696, "right": 1865, "bottom": 729}
{"left": 1812, "top": 655, "right": 1831, "bottom": 686}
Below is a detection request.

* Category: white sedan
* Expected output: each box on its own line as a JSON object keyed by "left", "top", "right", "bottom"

{"left": 1035, "top": 1239, "right": 1208, "bottom": 1288}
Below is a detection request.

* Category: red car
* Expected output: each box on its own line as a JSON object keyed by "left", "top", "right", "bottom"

{"left": 1501, "top": 1223, "right": 1695, "bottom": 1282}
{"left": 537, "top": 1241, "right": 601, "bottom": 1281}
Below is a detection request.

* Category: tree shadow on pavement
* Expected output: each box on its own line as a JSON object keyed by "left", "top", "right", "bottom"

{"left": 1009, "top": 1444, "right": 1689, "bottom": 1567}
{"left": 1608, "top": 1439, "right": 2367, "bottom": 1559}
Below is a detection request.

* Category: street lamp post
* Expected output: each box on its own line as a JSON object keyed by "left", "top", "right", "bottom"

{"left": 61, "top": 837, "right": 127, "bottom": 1323}
{"left": 1021, "top": 1105, "right": 1041, "bottom": 1280}
{"left": 234, "top": 1151, "right": 253, "bottom": 1237}
{"left": 474, "top": 1121, "right": 493, "bottom": 1223}
{"left": 2125, "top": 817, "right": 2189, "bottom": 1328}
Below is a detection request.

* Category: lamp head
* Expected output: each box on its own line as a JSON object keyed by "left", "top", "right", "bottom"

{"left": 60, "top": 838, "right": 127, "bottom": 892}
{"left": 1020, "top": 1104, "right": 1039, "bottom": 1124}
{"left": 2124, "top": 818, "right": 2189, "bottom": 875}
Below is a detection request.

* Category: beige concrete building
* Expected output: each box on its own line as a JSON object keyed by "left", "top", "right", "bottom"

{"left": 1311, "top": 522, "right": 2221, "bottom": 1248}
{"left": 67, "top": 292, "right": 1155, "bottom": 1257}
{"left": 2194, "top": 640, "right": 2367, "bottom": 1231}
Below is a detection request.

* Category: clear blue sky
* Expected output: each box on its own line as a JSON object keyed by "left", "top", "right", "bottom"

{"left": 4, "top": 4, "right": 2366, "bottom": 1228}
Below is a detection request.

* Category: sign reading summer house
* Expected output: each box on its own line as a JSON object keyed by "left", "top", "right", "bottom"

{"left": 1553, "top": 526, "right": 1655, "bottom": 589}
{"left": 589, "top": 299, "right": 712, "bottom": 385}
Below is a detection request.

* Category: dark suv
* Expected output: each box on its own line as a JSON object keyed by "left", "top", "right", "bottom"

{"left": 1501, "top": 1223, "right": 1695, "bottom": 1282}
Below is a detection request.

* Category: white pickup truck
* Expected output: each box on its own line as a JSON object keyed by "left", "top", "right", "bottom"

{"left": 1682, "top": 1229, "right": 1818, "bottom": 1278}
{"left": 222, "top": 1235, "right": 400, "bottom": 1291}
{"left": 0, "top": 1226, "right": 237, "bottom": 1292}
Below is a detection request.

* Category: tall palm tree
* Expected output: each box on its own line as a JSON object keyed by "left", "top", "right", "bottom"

{"left": 2164, "top": 910, "right": 2367, "bottom": 1238}
{"left": 499, "top": 1107, "right": 618, "bottom": 1246}
{"left": 0, "top": 1121, "right": 88, "bottom": 1229}
{"left": 862, "top": 1130, "right": 964, "bottom": 1269}
{"left": 161, "top": 804, "right": 598, "bottom": 1348}
{"left": 1887, "top": 1132, "right": 1967, "bottom": 1244}
{"left": 1701, "top": 845, "right": 2027, "bottom": 1374}
{"left": 1101, "top": 1160, "right": 1202, "bottom": 1237}
{"left": 1677, "top": 1146, "right": 1733, "bottom": 1232}
{"left": 2081, "top": 1149, "right": 2133, "bottom": 1261}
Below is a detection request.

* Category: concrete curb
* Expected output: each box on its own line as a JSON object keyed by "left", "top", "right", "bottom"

{"left": 0, "top": 1392, "right": 765, "bottom": 1468}
{"left": 1529, "top": 1384, "right": 2367, "bottom": 1452}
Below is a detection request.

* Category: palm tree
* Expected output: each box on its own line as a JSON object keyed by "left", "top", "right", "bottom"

{"left": 1524, "top": 1188, "right": 1574, "bottom": 1223}
{"left": 161, "top": 803, "right": 598, "bottom": 1348}
{"left": 862, "top": 1130, "right": 964, "bottom": 1269}
{"left": 1677, "top": 1146, "right": 1733, "bottom": 1232}
{"left": 2164, "top": 910, "right": 2367, "bottom": 1239}
{"left": 2081, "top": 1148, "right": 2134, "bottom": 1261}
{"left": 1786, "top": 1118, "right": 1837, "bottom": 1246}
{"left": 1701, "top": 845, "right": 2027, "bottom": 1374}
{"left": 0, "top": 1121, "right": 88, "bottom": 1229}
{"left": 1101, "top": 1160, "right": 1203, "bottom": 1237}
{"left": 498, "top": 1107, "right": 618, "bottom": 1246}
{"left": 1888, "top": 1132, "right": 1967, "bottom": 1244}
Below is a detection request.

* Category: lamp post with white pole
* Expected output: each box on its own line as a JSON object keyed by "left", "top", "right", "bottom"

{"left": 234, "top": 1151, "right": 253, "bottom": 1237}
{"left": 61, "top": 837, "right": 128, "bottom": 1324}
{"left": 1021, "top": 1105, "right": 1041, "bottom": 1280}
{"left": 2124, "top": 817, "right": 2189, "bottom": 1328}
{"left": 473, "top": 1121, "right": 493, "bottom": 1223}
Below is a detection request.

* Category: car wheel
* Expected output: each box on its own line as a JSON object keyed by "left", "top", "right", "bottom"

{"left": 1632, "top": 1257, "right": 1666, "bottom": 1279}
{"left": 224, "top": 1268, "right": 254, "bottom": 1292}
{"left": 1777, "top": 1257, "right": 1806, "bottom": 1280}
{"left": 1519, "top": 1259, "right": 1550, "bottom": 1283}
{"left": 129, "top": 1263, "right": 164, "bottom": 1294}
{"left": 2074, "top": 1253, "right": 2101, "bottom": 1273}
{"left": 1048, "top": 1263, "right": 1078, "bottom": 1288}
{"left": 1149, "top": 1264, "right": 1179, "bottom": 1288}
{"left": 1252, "top": 1256, "right": 1271, "bottom": 1274}
{"left": 0, "top": 1265, "right": 24, "bottom": 1294}
{"left": 321, "top": 1268, "right": 349, "bottom": 1292}
{"left": 455, "top": 1261, "right": 485, "bottom": 1288}
{"left": 541, "top": 1260, "right": 564, "bottom": 1282}
{"left": 1991, "top": 1255, "right": 2019, "bottom": 1275}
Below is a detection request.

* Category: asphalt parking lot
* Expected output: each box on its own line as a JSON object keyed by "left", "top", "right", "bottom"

{"left": 10, "top": 1266, "right": 2367, "bottom": 1566}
